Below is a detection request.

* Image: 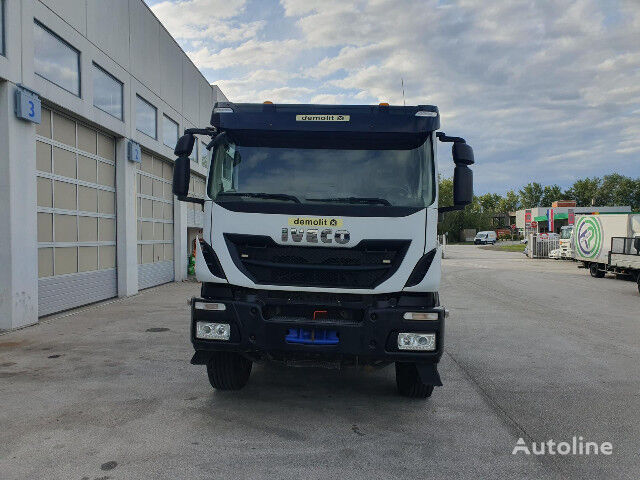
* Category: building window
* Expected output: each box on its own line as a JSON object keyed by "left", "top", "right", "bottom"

{"left": 163, "top": 115, "right": 178, "bottom": 148}
{"left": 136, "top": 95, "right": 157, "bottom": 139}
{"left": 33, "top": 21, "right": 80, "bottom": 96}
{"left": 93, "top": 63, "right": 123, "bottom": 120}
{"left": 1, "top": 0, "right": 5, "bottom": 56}
{"left": 189, "top": 139, "right": 198, "bottom": 164}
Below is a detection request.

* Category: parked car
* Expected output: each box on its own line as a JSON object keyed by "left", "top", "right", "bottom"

{"left": 474, "top": 231, "right": 497, "bottom": 245}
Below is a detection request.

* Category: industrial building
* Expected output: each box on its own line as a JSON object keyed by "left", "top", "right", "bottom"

{"left": 515, "top": 203, "right": 631, "bottom": 235}
{"left": 0, "top": 0, "right": 227, "bottom": 329}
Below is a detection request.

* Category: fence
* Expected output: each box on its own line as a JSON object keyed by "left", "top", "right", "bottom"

{"left": 528, "top": 234, "right": 560, "bottom": 258}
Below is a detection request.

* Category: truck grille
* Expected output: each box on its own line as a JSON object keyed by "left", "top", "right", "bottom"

{"left": 224, "top": 234, "right": 410, "bottom": 289}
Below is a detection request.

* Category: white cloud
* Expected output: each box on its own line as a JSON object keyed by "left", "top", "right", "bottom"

{"left": 148, "top": 0, "right": 640, "bottom": 192}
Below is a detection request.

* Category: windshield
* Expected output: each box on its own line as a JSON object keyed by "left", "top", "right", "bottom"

{"left": 561, "top": 227, "right": 573, "bottom": 239}
{"left": 207, "top": 134, "right": 434, "bottom": 208}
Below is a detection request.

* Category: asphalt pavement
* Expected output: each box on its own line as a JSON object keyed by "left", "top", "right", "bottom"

{"left": 1, "top": 245, "right": 638, "bottom": 479}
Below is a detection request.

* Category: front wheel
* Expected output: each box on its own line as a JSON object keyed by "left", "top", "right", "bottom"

{"left": 637, "top": 273, "right": 640, "bottom": 295}
{"left": 206, "top": 352, "right": 252, "bottom": 391}
{"left": 589, "top": 263, "right": 605, "bottom": 278}
{"left": 395, "top": 363, "right": 434, "bottom": 398}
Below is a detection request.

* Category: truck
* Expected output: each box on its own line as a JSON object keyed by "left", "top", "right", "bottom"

{"left": 559, "top": 225, "right": 574, "bottom": 259}
{"left": 574, "top": 213, "right": 640, "bottom": 293}
{"left": 171, "top": 102, "right": 475, "bottom": 398}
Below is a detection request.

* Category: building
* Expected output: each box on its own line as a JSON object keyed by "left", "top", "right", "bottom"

{"left": 0, "top": 0, "right": 227, "bottom": 329}
{"left": 515, "top": 204, "right": 632, "bottom": 235}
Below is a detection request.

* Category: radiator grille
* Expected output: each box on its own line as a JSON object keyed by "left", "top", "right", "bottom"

{"left": 224, "top": 234, "right": 410, "bottom": 289}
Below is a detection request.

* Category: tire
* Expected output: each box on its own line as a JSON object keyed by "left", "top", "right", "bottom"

{"left": 637, "top": 274, "right": 640, "bottom": 295}
{"left": 206, "top": 352, "right": 252, "bottom": 391}
{"left": 589, "top": 263, "right": 605, "bottom": 278}
{"left": 395, "top": 363, "right": 434, "bottom": 398}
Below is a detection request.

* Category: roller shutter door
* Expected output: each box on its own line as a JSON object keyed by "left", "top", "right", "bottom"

{"left": 137, "top": 151, "right": 175, "bottom": 289}
{"left": 186, "top": 175, "right": 206, "bottom": 228}
{"left": 36, "top": 108, "right": 117, "bottom": 316}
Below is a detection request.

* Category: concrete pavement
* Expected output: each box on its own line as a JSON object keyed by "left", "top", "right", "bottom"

{"left": 1, "top": 245, "right": 638, "bottom": 479}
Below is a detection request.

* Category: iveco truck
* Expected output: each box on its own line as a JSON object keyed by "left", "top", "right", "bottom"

{"left": 171, "top": 102, "right": 474, "bottom": 398}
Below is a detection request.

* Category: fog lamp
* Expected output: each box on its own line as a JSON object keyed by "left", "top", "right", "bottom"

{"left": 397, "top": 333, "right": 436, "bottom": 351}
{"left": 196, "top": 322, "right": 230, "bottom": 340}
{"left": 403, "top": 311, "right": 439, "bottom": 321}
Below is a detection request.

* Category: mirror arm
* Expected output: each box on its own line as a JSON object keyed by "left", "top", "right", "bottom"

{"left": 438, "top": 205, "right": 466, "bottom": 213}
{"left": 436, "top": 132, "right": 466, "bottom": 144}
{"left": 177, "top": 195, "right": 205, "bottom": 205}
{"left": 183, "top": 127, "right": 217, "bottom": 136}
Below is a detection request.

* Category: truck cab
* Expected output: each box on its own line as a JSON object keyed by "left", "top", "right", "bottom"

{"left": 172, "top": 102, "right": 474, "bottom": 398}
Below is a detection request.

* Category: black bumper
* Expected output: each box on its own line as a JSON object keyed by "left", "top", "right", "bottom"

{"left": 189, "top": 293, "right": 445, "bottom": 366}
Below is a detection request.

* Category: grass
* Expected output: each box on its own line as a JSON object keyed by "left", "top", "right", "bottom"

{"left": 479, "top": 243, "right": 526, "bottom": 252}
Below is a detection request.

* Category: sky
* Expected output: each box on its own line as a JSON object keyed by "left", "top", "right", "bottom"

{"left": 145, "top": 0, "right": 640, "bottom": 195}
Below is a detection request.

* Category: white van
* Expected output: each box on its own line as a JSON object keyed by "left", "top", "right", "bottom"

{"left": 474, "top": 231, "right": 497, "bottom": 245}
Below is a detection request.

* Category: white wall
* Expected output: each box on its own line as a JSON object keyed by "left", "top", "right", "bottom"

{"left": 0, "top": 0, "right": 227, "bottom": 329}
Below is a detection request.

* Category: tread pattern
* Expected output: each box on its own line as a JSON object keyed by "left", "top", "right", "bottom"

{"left": 395, "top": 363, "right": 434, "bottom": 398}
{"left": 206, "top": 352, "right": 252, "bottom": 390}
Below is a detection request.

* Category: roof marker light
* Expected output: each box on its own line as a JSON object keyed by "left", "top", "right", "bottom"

{"left": 263, "top": 101, "right": 273, "bottom": 104}
{"left": 379, "top": 102, "right": 389, "bottom": 106}
{"left": 213, "top": 107, "right": 234, "bottom": 114}
{"left": 415, "top": 111, "right": 438, "bottom": 117}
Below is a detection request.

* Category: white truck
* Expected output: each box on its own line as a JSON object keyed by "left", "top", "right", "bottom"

{"left": 171, "top": 102, "right": 475, "bottom": 398}
{"left": 574, "top": 213, "right": 640, "bottom": 293}
{"left": 559, "top": 225, "right": 574, "bottom": 259}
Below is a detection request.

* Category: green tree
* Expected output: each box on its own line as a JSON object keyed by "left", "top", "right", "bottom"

{"left": 540, "top": 184, "right": 563, "bottom": 206}
{"left": 565, "top": 177, "right": 601, "bottom": 206}
{"left": 498, "top": 190, "right": 519, "bottom": 214}
{"left": 477, "top": 193, "right": 501, "bottom": 213}
{"left": 519, "top": 182, "right": 544, "bottom": 208}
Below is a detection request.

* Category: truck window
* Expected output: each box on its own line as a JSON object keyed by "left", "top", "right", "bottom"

{"left": 208, "top": 135, "right": 435, "bottom": 208}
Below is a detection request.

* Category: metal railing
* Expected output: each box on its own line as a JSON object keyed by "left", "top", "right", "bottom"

{"left": 528, "top": 234, "right": 560, "bottom": 258}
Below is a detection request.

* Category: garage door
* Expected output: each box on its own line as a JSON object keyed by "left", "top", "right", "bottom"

{"left": 186, "top": 175, "right": 206, "bottom": 228}
{"left": 137, "top": 151, "right": 174, "bottom": 289}
{"left": 36, "top": 108, "right": 117, "bottom": 316}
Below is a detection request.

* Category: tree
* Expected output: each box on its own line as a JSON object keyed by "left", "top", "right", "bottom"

{"left": 540, "top": 184, "right": 563, "bottom": 207}
{"left": 564, "top": 177, "right": 601, "bottom": 206}
{"left": 519, "top": 182, "right": 544, "bottom": 208}
{"left": 498, "top": 190, "right": 519, "bottom": 214}
{"left": 477, "top": 193, "right": 501, "bottom": 213}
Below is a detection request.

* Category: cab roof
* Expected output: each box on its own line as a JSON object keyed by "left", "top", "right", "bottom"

{"left": 210, "top": 102, "right": 440, "bottom": 135}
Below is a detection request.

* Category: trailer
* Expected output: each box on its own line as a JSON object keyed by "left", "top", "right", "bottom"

{"left": 574, "top": 213, "right": 640, "bottom": 293}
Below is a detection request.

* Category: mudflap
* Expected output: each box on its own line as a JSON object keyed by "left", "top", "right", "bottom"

{"left": 190, "top": 351, "right": 211, "bottom": 365}
{"left": 416, "top": 363, "right": 443, "bottom": 386}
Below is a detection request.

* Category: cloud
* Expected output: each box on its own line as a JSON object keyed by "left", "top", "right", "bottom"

{"left": 148, "top": 0, "right": 640, "bottom": 193}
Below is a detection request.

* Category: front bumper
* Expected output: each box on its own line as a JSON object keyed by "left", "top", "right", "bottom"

{"left": 190, "top": 295, "right": 445, "bottom": 365}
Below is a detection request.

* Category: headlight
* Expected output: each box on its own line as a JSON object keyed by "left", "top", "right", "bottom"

{"left": 397, "top": 333, "right": 436, "bottom": 351}
{"left": 196, "top": 322, "right": 230, "bottom": 340}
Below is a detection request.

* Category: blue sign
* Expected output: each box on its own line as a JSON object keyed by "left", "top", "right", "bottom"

{"left": 14, "top": 85, "right": 41, "bottom": 124}
{"left": 128, "top": 140, "right": 142, "bottom": 163}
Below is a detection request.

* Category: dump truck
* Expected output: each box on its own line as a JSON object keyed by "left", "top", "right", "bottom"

{"left": 574, "top": 213, "right": 640, "bottom": 293}
{"left": 171, "top": 102, "right": 475, "bottom": 398}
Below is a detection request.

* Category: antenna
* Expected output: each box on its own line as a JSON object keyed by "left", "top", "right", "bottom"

{"left": 401, "top": 77, "right": 406, "bottom": 106}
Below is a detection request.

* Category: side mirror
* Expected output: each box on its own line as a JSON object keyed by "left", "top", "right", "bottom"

{"left": 453, "top": 142, "right": 474, "bottom": 165}
{"left": 453, "top": 164, "right": 473, "bottom": 206}
{"left": 172, "top": 155, "right": 191, "bottom": 197}
{"left": 174, "top": 134, "right": 195, "bottom": 157}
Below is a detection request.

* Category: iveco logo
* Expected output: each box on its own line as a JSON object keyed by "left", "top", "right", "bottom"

{"left": 281, "top": 228, "right": 350, "bottom": 244}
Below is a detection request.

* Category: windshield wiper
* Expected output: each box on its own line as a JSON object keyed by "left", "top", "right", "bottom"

{"left": 305, "top": 196, "right": 392, "bottom": 206}
{"left": 217, "top": 192, "right": 301, "bottom": 203}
